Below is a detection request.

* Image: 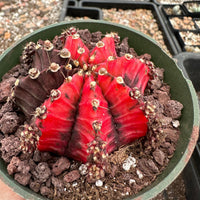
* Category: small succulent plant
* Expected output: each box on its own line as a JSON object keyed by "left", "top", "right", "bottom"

{"left": 14, "top": 27, "right": 155, "bottom": 182}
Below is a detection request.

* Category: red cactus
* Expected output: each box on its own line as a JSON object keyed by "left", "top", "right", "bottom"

{"left": 16, "top": 28, "right": 151, "bottom": 180}
{"left": 66, "top": 74, "right": 118, "bottom": 163}
{"left": 89, "top": 34, "right": 117, "bottom": 65}
{"left": 94, "top": 54, "right": 149, "bottom": 94}
{"left": 123, "top": 58, "right": 150, "bottom": 94}
{"left": 63, "top": 34, "right": 90, "bottom": 68}
{"left": 97, "top": 69, "right": 148, "bottom": 146}
{"left": 36, "top": 71, "right": 84, "bottom": 155}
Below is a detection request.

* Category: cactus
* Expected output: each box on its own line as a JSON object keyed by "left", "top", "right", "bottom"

{"left": 15, "top": 27, "right": 151, "bottom": 181}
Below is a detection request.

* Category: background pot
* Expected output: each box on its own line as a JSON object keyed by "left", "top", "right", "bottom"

{"left": 0, "top": 20, "right": 199, "bottom": 200}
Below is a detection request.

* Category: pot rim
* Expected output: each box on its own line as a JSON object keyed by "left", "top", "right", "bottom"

{"left": 0, "top": 20, "right": 199, "bottom": 200}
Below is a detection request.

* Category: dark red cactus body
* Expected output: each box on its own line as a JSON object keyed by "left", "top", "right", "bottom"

{"left": 14, "top": 67, "right": 68, "bottom": 118}
{"left": 89, "top": 35, "right": 117, "bottom": 65}
{"left": 97, "top": 72, "right": 148, "bottom": 146}
{"left": 66, "top": 74, "right": 118, "bottom": 163}
{"left": 63, "top": 34, "right": 90, "bottom": 67}
{"left": 36, "top": 72, "right": 84, "bottom": 155}
{"left": 32, "top": 48, "right": 67, "bottom": 71}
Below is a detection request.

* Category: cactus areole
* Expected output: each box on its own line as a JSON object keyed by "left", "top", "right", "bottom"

{"left": 14, "top": 27, "right": 156, "bottom": 182}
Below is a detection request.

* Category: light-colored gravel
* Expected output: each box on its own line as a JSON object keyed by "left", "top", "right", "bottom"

{"left": 0, "top": 0, "right": 62, "bottom": 55}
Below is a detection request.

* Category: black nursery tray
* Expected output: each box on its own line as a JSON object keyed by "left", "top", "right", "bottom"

{"left": 194, "top": 18, "right": 200, "bottom": 30}
{"left": 168, "top": 16, "right": 197, "bottom": 32}
{"left": 153, "top": 0, "right": 182, "bottom": 5}
{"left": 68, "top": 0, "right": 77, "bottom": 6}
{"left": 59, "top": 0, "right": 78, "bottom": 22}
{"left": 80, "top": 0, "right": 179, "bottom": 56}
{"left": 176, "top": 30, "right": 200, "bottom": 51}
{"left": 161, "top": 4, "right": 186, "bottom": 17}
{"left": 175, "top": 52, "right": 200, "bottom": 200}
{"left": 183, "top": 1, "right": 200, "bottom": 17}
{"left": 159, "top": 4, "right": 200, "bottom": 53}
{"left": 59, "top": 6, "right": 103, "bottom": 21}
{"left": 175, "top": 52, "right": 200, "bottom": 93}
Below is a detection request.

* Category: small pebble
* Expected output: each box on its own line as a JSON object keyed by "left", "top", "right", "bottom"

{"left": 14, "top": 172, "right": 31, "bottom": 186}
{"left": 79, "top": 164, "right": 88, "bottom": 175}
{"left": 123, "top": 162, "right": 131, "bottom": 171}
{"left": 122, "top": 156, "right": 137, "bottom": 171}
{"left": 64, "top": 170, "right": 80, "bottom": 183}
{"left": 52, "top": 157, "right": 70, "bottom": 176}
{"left": 72, "top": 182, "right": 78, "bottom": 187}
{"left": 129, "top": 179, "right": 136, "bottom": 185}
{"left": 172, "top": 120, "right": 180, "bottom": 128}
{"left": 40, "top": 186, "right": 51, "bottom": 196}
{"left": 136, "top": 169, "right": 144, "bottom": 179}
{"left": 95, "top": 179, "right": 103, "bottom": 187}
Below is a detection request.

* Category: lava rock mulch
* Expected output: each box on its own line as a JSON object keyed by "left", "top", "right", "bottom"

{"left": 0, "top": 28, "right": 183, "bottom": 200}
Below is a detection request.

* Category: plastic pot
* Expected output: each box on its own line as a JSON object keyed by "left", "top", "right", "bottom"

{"left": 174, "top": 52, "right": 200, "bottom": 200}
{"left": 0, "top": 20, "right": 199, "bottom": 200}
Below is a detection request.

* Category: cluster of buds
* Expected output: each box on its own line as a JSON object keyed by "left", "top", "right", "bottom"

{"left": 34, "top": 105, "right": 47, "bottom": 119}
{"left": 129, "top": 87, "right": 142, "bottom": 100}
{"left": 144, "top": 101, "right": 156, "bottom": 120}
{"left": 20, "top": 41, "right": 36, "bottom": 67}
{"left": 139, "top": 58, "right": 156, "bottom": 80}
{"left": 86, "top": 138, "right": 108, "bottom": 182}
{"left": 35, "top": 41, "right": 42, "bottom": 50}
{"left": 23, "top": 41, "right": 36, "bottom": 55}
{"left": 146, "top": 60, "right": 157, "bottom": 81}
{"left": 20, "top": 124, "right": 40, "bottom": 154}
{"left": 87, "top": 163, "right": 105, "bottom": 183}
{"left": 129, "top": 87, "right": 145, "bottom": 110}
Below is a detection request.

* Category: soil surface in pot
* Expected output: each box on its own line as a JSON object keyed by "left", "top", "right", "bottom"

{"left": 0, "top": 28, "right": 184, "bottom": 200}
